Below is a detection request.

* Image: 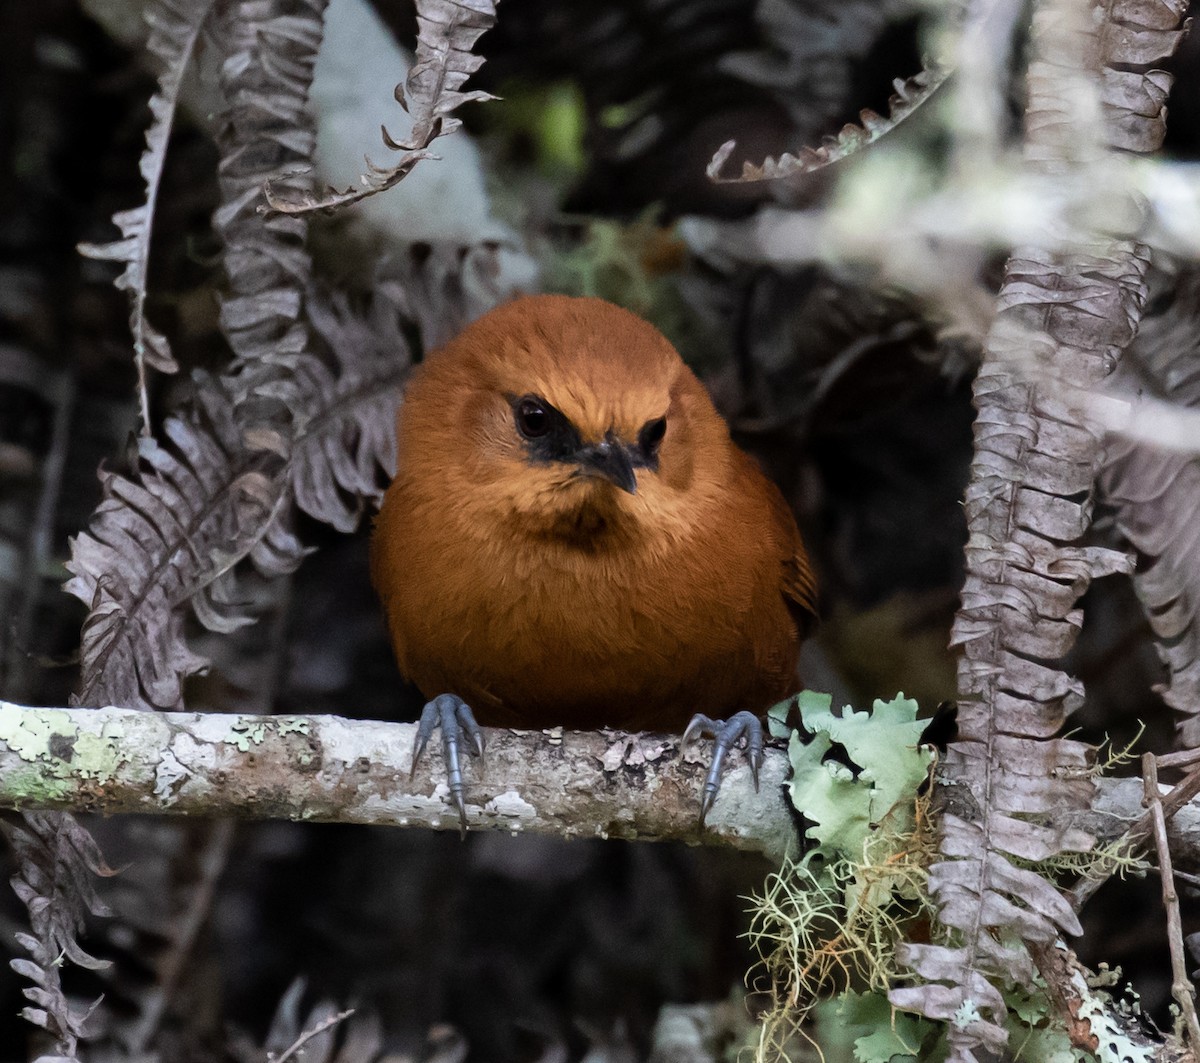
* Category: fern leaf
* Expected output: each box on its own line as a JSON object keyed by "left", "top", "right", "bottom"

{"left": 888, "top": 0, "right": 1181, "bottom": 1052}
{"left": 281, "top": 290, "right": 410, "bottom": 528}
{"left": 78, "top": 0, "right": 220, "bottom": 426}
{"left": 264, "top": 0, "right": 498, "bottom": 215}
{"left": 1099, "top": 271, "right": 1200, "bottom": 744}
{"left": 707, "top": 66, "right": 948, "bottom": 184}
{"left": 65, "top": 287, "right": 414, "bottom": 711}
{"left": 5, "top": 812, "right": 115, "bottom": 1060}
{"left": 65, "top": 386, "right": 281, "bottom": 709}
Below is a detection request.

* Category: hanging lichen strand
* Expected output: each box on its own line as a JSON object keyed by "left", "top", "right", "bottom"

{"left": 889, "top": 0, "right": 1186, "bottom": 1057}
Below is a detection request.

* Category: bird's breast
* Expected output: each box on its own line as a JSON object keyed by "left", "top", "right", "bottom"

{"left": 376, "top": 489, "right": 798, "bottom": 732}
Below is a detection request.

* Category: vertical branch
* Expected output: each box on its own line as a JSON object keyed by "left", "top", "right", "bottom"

{"left": 1143, "top": 754, "right": 1200, "bottom": 1049}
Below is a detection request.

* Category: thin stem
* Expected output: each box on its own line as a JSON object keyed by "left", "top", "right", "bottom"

{"left": 268, "top": 1007, "right": 355, "bottom": 1063}
{"left": 1142, "top": 753, "right": 1200, "bottom": 1051}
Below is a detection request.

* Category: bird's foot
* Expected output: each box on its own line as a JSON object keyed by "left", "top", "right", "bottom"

{"left": 411, "top": 693, "right": 485, "bottom": 833}
{"left": 681, "top": 710, "right": 763, "bottom": 827}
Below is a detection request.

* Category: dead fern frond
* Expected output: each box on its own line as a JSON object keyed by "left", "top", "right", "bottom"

{"left": 707, "top": 65, "right": 949, "bottom": 184}
{"left": 78, "top": 0, "right": 220, "bottom": 432}
{"left": 890, "top": 0, "right": 1184, "bottom": 1053}
{"left": 65, "top": 385, "right": 282, "bottom": 709}
{"left": 5, "top": 812, "right": 116, "bottom": 1061}
{"left": 264, "top": 0, "right": 498, "bottom": 215}
{"left": 1100, "top": 272, "right": 1200, "bottom": 746}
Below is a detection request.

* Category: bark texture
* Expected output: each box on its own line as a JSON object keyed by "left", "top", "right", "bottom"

{"left": 0, "top": 702, "right": 797, "bottom": 861}
{"left": 6, "top": 701, "right": 1200, "bottom": 871}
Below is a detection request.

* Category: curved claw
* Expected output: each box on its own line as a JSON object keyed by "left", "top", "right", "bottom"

{"left": 681, "top": 710, "right": 764, "bottom": 828}
{"left": 410, "top": 693, "right": 484, "bottom": 833}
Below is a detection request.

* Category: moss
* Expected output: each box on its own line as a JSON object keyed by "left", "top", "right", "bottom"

{"left": 2, "top": 764, "right": 73, "bottom": 804}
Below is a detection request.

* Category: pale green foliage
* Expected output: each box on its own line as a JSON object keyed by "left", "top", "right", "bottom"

{"left": 811, "top": 991, "right": 932, "bottom": 1062}
{"left": 1071, "top": 965, "right": 1154, "bottom": 1063}
{"left": 750, "top": 693, "right": 1133, "bottom": 1062}
{"left": 787, "top": 691, "right": 934, "bottom": 862}
{"left": 750, "top": 693, "right": 939, "bottom": 1061}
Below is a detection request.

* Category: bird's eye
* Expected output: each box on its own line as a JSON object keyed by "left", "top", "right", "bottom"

{"left": 515, "top": 397, "right": 551, "bottom": 439}
{"left": 639, "top": 416, "right": 667, "bottom": 453}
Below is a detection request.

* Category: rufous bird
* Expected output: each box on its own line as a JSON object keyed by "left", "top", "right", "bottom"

{"left": 372, "top": 294, "right": 817, "bottom": 826}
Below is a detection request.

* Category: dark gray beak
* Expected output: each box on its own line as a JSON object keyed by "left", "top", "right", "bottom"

{"left": 576, "top": 439, "right": 638, "bottom": 494}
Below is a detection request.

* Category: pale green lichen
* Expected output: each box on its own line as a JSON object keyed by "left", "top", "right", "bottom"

{"left": 3, "top": 764, "right": 73, "bottom": 803}
{"left": 73, "top": 728, "right": 124, "bottom": 780}
{"left": 276, "top": 717, "right": 311, "bottom": 736}
{"left": 0, "top": 703, "right": 75, "bottom": 761}
{"left": 230, "top": 720, "right": 268, "bottom": 752}
{"left": 0, "top": 704, "right": 125, "bottom": 800}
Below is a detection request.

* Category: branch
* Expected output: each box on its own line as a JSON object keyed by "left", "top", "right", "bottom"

{"left": 1142, "top": 754, "right": 1200, "bottom": 1050}
{"left": 0, "top": 702, "right": 798, "bottom": 862}
{"left": 7, "top": 701, "right": 1200, "bottom": 874}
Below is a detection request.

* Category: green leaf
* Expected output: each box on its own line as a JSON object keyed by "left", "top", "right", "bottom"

{"left": 789, "top": 729, "right": 872, "bottom": 857}
{"left": 787, "top": 692, "right": 934, "bottom": 861}
{"left": 766, "top": 696, "right": 793, "bottom": 739}
{"left": 1008, "top": 1023, "right": 1079, "bottom": 1062}
{"left": 812, "top": 991, "right": 929, "bottom": 1063}
{"left": 1007, "top": 982, "right": 1053, "bottom": 1027}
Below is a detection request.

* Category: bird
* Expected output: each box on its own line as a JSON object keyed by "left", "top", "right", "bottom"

{"left": 371, "top": 294, "right": 817, "bottom": 827}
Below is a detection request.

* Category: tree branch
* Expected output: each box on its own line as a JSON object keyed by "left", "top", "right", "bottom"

{"left": 5, "top": 701, "right": 1200, "bottom": 875}
{"left": 0, "top": 702, "right": 798, "bottom": 861}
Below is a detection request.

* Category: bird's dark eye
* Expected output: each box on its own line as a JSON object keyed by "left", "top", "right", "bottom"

{"left": 639, "top": 416, "right": 667, "bottom": 453}
{"left": 515, "top": 397, "right": 551, "bottom": 439}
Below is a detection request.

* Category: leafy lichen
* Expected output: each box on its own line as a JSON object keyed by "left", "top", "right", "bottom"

{"left": 230, "top": 719, "right": 269, "bottom": 752}
{"left": 0, "top": 703, "right": 124, "bottom": 800}
{"left": 0, "top": 702, "right": 76, "bottom": 762}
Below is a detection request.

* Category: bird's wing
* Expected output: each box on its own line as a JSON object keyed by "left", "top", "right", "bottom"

{"left": 749, "top": 453, "right": 818, "bottom": 636}
{"left": 782, "top": 541, "right": 819, "bottom": 637}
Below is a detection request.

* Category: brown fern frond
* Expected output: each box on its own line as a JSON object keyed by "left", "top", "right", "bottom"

{"left": 1100, "top": 271, "right": 1200, "bottom": 746}
{"left": 78, "top": 0, "right": 220, "bottom": 432}
{"left": 889, "top": 0, "right": 1183, "bottom": 1053}
{"left": 65, "top": 386, "right": 282, "bottom": 710}
{"left": 281, "top": 290, "right": 410, "bottom": 528}
{"left": 5, "top": 812, "right": 116, "bottom": 1060}
{"left": 707, "top": 65, "right": 948, "bottom": 184}
{"left": 264, "top": 0, "right": 498, "bottom": 215}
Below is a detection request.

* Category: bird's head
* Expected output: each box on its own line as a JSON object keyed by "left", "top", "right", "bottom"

{"left": 399, "top": 294, "right": 730, "bottom": 541}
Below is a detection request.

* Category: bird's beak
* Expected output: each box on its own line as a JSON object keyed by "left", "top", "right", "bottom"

{"left": 575, "top": 439, "right": 638, "bottom": 495}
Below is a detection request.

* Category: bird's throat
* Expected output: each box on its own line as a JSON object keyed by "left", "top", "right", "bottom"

{"left": 533, "top": 487, "right": 631, "bottom": 545}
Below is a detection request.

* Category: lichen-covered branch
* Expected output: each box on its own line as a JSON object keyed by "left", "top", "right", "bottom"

{"left": 0, "top": 702, "right": 797, "bottom": 862}
{"left": 7, "top": 701, "right": 1200, "bottom": 873}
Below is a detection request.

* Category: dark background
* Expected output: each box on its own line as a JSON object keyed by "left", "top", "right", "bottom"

{"left": 1, "top": 0, "right": 1198, "bottom": 1058}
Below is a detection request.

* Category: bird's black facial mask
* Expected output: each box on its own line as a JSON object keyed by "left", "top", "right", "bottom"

{"left": 508, "top": 394, "right": 655, "bottom": 495}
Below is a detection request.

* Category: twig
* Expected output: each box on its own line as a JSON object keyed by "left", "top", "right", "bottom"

{"left": 1172, "top": 868, "right": 1200, "bottom": 890}
{"left": 1026, "top": 940, "right": 1102, "bottom": 1054}
{"left": 1068, "top": 759, "right": 1200, "bottom": 911}
{"left": 1156, "top": 748, "right": 1200, "bottom": 771}
{"left": 1143, "top": 753, "right": 1200, "bottom": 1050}
{"left": 268, "top": 1007, "right": 355, "bottom": 1063}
